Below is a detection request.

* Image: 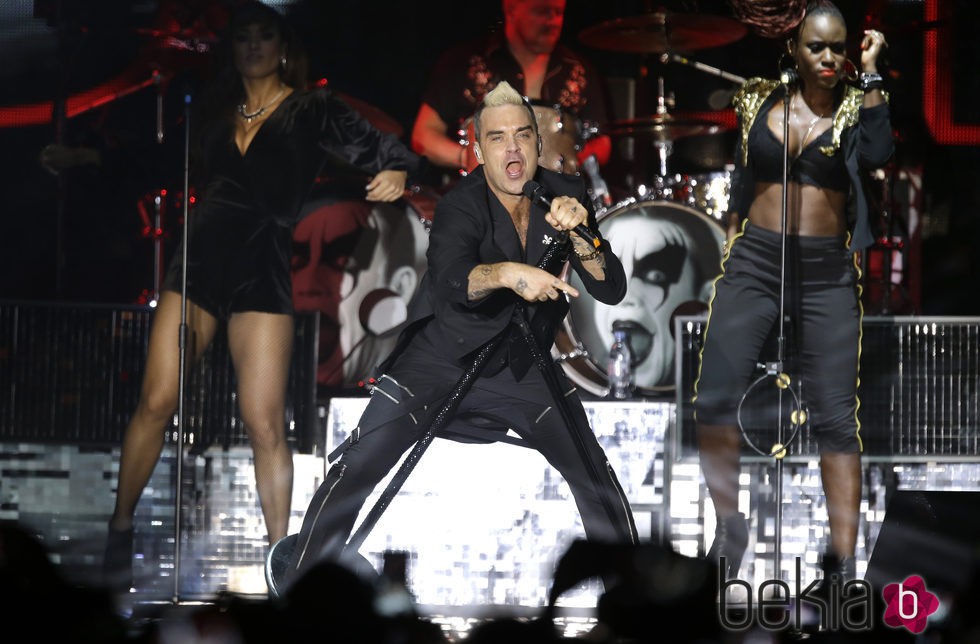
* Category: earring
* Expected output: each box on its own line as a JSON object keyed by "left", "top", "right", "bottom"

{"left": 280, "top": 55, "right": 287, "bottom": 68}
{"left": 843, "top": 59, "right": 858, "bottom": 82}
{"left": 777, "top": 52, "right": 796, "bottom": 75}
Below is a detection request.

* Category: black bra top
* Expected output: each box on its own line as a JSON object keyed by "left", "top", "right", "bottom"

{"left": 749, "top": 101, "right": 850, "bottom": 193}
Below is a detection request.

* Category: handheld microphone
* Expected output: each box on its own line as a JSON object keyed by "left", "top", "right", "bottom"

{"left": 521, "top": 180, "right": 601, "bottom": 249}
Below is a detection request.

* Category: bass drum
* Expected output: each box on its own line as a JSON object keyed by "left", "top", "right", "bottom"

{"left": 556, "top": 199, "right": 726, "bottom": 396}
{"left": 291, "top": 184, "right": 436, "bottom": 390}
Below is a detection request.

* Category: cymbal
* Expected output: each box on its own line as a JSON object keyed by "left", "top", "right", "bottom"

{"left": 607, "top": 114, "right": 729, "bottom": 142}
{"left": 579, "top": 12, "right": 748, "bottom": 54}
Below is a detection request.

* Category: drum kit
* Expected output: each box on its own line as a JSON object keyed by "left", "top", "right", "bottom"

{"left": 577, "top": 9, "right": 748, "bottom": 214}
{"left": 350, "top": 9, "right": 750, "bottom": 398}
{"left": 130, "top": 8, "right": 751, "bottom": 397}
{"left": 557, "top": 9, "right": 750, "bottom": 398}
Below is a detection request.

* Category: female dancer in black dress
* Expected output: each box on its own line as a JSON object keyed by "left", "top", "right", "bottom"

{"left": 103, "top": 1, "right": 420, "bottom": 591}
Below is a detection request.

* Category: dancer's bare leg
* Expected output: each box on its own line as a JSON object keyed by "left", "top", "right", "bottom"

{"left": 696, "top": 423, "right": 742, "bottom": 518}
{"left": 228, "top": 311, "right": 295, "bottom": 545}
{"left": 696, "top": 422, "right": 749, "bottom": 576}
{"left": 820, "top": 451, "right": 862, "bottom": 558}
{"left": 109, "top": 291, "right": 217, "bottom": 531}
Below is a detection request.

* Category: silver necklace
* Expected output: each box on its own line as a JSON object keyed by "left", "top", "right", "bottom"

{"left": 792, "top": 94, "right": 830, "bottom": 156}
{"left": 237, "top": 87, "right": 285, "bottom": 123}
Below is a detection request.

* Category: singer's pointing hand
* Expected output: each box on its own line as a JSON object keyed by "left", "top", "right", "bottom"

{"left": 507, "top": 265, "right": 579, "bottom": 302}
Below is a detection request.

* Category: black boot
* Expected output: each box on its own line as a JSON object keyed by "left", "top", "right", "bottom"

{"left": 812, "top": 551, "right": 857, "bottom": 610}
{"left": 102, "top": 525, "right": 134, "bottom": 593}
{"left": 794, "top": 551, "right": 860, "bottom": 635}
{"left": 820, "top": 551, "right": 856, "bottom": 585}
{"left": 706, "top": 512, "right": 748, "bottom": 579}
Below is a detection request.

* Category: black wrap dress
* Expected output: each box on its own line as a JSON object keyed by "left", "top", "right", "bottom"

{"left": 162, "top": 87, "right": 420, "bottom": 319}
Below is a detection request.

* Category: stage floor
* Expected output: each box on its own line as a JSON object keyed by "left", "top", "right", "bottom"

{"left": 2, "top": 398, "right": 978, "bottom": 640}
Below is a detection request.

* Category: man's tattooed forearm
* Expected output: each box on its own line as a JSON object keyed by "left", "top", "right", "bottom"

{"left": 468, "top": 265, "right": 496, "bottom": 300}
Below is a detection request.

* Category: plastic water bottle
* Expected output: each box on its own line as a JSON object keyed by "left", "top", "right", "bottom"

{"left": 607, "top": 322, "right": 634, "bottom": 400}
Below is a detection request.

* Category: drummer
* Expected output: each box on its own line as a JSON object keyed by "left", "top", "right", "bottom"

{"left": 411, "top": 0, "right": 612, "bottom": 187}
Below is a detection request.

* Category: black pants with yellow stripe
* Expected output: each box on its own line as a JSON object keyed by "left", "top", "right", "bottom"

{"left": 693, "top": 222, "right": 863, "bottom": 454}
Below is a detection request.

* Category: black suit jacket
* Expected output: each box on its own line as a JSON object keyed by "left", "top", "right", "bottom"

{"left": 379, "top": 166, "right": 626, "bottom": 374}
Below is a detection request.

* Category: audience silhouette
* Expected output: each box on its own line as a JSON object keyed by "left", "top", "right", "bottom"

{"left": 1, "top": 521, "right": 974, "bottom": 643}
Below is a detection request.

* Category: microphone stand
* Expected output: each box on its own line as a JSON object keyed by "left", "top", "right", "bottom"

{"left": 653, "top": 76, "right": 671, "bottom": 180}
{"left": 771, "top": 79, "right": 791, "bottom": 587}
{"left": 735, "top": 76, "right": 806, "bottom": 588}
{"left": 669, "top": 53, "right": 747, "bottom": 85}
{"left": 172, "top": 91, "right": 192, "bottom": 604}
{"left": 151, "top": 70, "right": 167, "bottom": 306}
{"left": 340, "top": 236, "right": 570, "bottom": 556}
{"left": 270, "top": 233, "right": 573, "bottom": 595}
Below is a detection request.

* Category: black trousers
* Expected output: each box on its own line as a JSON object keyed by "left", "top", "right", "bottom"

{"left": 288, "top": 330, "right": 639, "bottom": 582}
{"left": 693, "top": 222, "right": 863, "bottom": 453}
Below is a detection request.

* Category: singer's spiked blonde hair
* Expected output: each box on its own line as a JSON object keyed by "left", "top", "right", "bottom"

{"left": 473, "top": 81, "right": 538, "bottom": 143}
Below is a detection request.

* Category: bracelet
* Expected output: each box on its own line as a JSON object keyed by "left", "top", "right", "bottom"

{"left": 574, "top": 247, "right": 601, "bottom": 262}
{"left": 859, "top": 72, "right": 884, "bottom": 92}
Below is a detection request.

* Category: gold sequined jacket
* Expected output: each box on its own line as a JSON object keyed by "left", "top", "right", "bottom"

{"left": 728, "top": 78, "right": 894, "bottom": 250}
